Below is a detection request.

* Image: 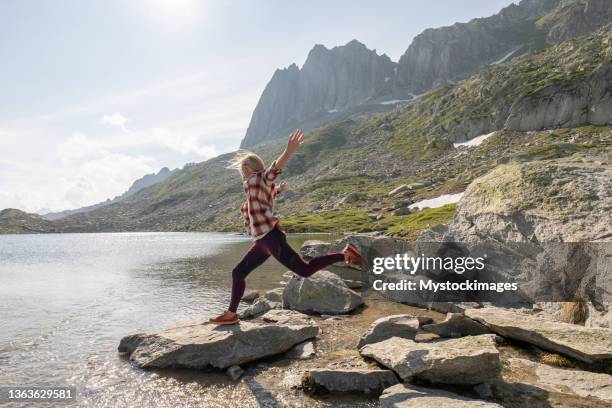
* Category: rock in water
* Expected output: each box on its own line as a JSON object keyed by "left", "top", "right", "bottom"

{"left": 356, "top": 314, "right": 423, "bottom": 348}
{"left": 422, "top": 313, "right": 491, "bottom": 338}
{"left": 118, "top": 318, "right": 319, "bottom": 370}
{"left": 282, "top": 270, "right": 363, "bottom": 315}
{"left": 360, "top": 334, "right": 500, "bottom": 385}
{"left": 465, "top": 307, "right": 612, "bottom": 364}
{"left": 303, "top": 369, "right": 398, "bottom": 396}
{"left": 495, "top": 358, "right": 612, "bottom": 406}
{"left": 380, "top": 384, "right": 502, "bottom": 407}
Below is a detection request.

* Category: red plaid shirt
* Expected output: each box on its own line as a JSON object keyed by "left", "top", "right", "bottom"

{"left": 240, "top": 161, "right": 283, "bottom": 239}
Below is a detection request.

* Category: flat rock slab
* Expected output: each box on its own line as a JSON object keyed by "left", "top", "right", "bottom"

{"left": 360, "top": 334, "right": 500, "bottom": 385}
{"left": 380, "top": 384, "right": 502, "bottom": 407}
{"left": 283, "top": 270, "right": 363, "bottom": 315}
{"left": 465, "top": 307, "right": 612, "bottom": 364}
{"left": 422, "top": 313, "right": 491, "bottom": 338}
{"left": 118, "top": 317, "right": 319, "bottom": 370}
{"left": 356, "top": 314, "right": 424, "bottom": 348}
{"left": 499, "top": 358, "right": 612, "bottom": 405}
{"left": 303, "top": 369, "right": 398, "bottom": 396}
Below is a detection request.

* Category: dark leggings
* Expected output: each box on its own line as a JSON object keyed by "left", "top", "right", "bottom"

{"left": 228, "top": 226, "right": 345, "bottom": 312}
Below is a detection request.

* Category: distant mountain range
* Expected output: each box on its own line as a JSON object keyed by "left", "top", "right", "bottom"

{"left": 42, "top": 167, "right": 178, "bottom": 220}
{"left": 241, "top": 0, "right": 612, "bottom": 147}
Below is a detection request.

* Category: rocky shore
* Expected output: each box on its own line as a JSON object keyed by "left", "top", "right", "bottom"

{"left": 119, "top": 265, "right": 611, "bottom": 407}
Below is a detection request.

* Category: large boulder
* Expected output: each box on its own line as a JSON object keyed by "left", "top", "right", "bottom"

{"left": 465, "top": 307, "right": 612, "bottom": 364}
{"left": 302, "top": 369, "right": 398, "bottom": 396}
{"left": 360, "top": 334, "right": 500, "bottom": 385}
{"left": 356, "top": 314, "right": 429, "bottom": 348}
{"left": 380, "top": 384, "right": 502, "bottom": 407}
{"left": 422, "top": 313, "right": 491, "bottom": 338}
{"left": 282, "top": 270, "right": 363, "bottom": 315}
{"left": 494, "top": 358, "right": 612, "bottom": 406}
{"left": 118, "top": 315, "right": 319, "bottom": 369}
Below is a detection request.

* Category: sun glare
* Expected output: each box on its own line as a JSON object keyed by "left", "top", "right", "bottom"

{"left": 149, "top": 0, "right": 201, "bottom": 23}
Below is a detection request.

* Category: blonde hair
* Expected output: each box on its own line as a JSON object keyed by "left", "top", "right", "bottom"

{"left": 228, "top": 150, "right": 265, "bottom": 179}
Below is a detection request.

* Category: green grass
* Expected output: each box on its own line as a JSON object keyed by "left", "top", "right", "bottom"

{"left": 281, "top": 204, "right": 457, "bottom": 240}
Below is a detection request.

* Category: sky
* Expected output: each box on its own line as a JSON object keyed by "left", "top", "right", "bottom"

{"left": 0, "top": 0, "right": 516, "bottom": 213}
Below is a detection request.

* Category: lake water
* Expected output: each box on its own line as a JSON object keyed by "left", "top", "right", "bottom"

{"left": 0, "top": 232, "right": 337, "bottom": 407}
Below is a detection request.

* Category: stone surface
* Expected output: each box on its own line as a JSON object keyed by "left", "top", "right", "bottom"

{"left": 356, "top": 314, "right": 422, "bottom": 348}
{"left": 241, "top": 290, "right": 259, "bottom": 304}
{"left": 465, "top": 307, "right": 612, "bottom": 364}
{"left": 118, "top": 318, "right": 319, "bottom": 370}
{"left": 286, "top": 340, "right": 315, "bottom": 360}
{"left": 282, "top": 270, "right": 363, "bottom": 315}
{"left": 263, "top": 287, "right": 284, "bottom": 303}
{"left": 303, "top": 369, "right": 398, "bottom": 396}
{"left": 360, "top": 334, "right": 500, "bottom": 384}
{"left": 422, "top": 313, "right": 491, "bottom": 338}
{"left": 380, "top": 384, "right": 502, "bottom": 407}
{"left": 495, "top": 358, "right": 612, "bottom": 406}
{"left": 239, "top": 297, "right": 280, "bottom": 319}
{"left": 226, "top": 365, "right": 243, "bottom": 381}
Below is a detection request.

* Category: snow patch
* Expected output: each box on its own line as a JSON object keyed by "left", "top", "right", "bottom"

{"left": 453, "top": 132, "right": 496, "bottom": 148}
{"left": 490, "top": 46, "right": 521, "bottom": 65}
{"left": 384, "top": 76, "right": 391, "bottom": 82}
{"left": 379, "top": 99, "right": 411, "bottom": 105}
{"left": 409, "top": 193, "right": 464, "bottom": 211}
{"left": 328, "top": 109, "right": 339, "bottom": 113}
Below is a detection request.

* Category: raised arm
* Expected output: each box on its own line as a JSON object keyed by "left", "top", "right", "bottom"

{"left": 274, "top": 129, "right": 304, "bottom": 170}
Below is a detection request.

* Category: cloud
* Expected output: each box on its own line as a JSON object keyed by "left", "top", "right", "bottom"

{"left": 101, "top": 112, "right": 130, "bottom": 131}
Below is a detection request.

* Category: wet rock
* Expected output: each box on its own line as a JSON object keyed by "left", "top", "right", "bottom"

{"left": 241, "top": 290, "right": 259, "bottom": 304}
{"left": 303, "top": 368, "right": 398, "bottom": 396}
{"left": 118, "top": 318, "right": 319, "bottom": 369}
{"left": 343, "top": 279, "right": 364, "bottom": 289}
{"left": 380, "top": 384, "right": 502, "bottom": 407}
{"left": 239, "top": 297, "right": 280, "bottom": 319}
{"left": 286, "top": 340, "right": 315, "bottom": 360}
{"left": 283, "top": 270, "right": 363, "bottom": 315}
{"left": 422, "top": 313, "right": 491, "bottom": 338}
{"left": 226, "top": 365, "right": 243, "bottom": 381}
{"left": 356, "top": 314, "right": 423, "bottom": 348}
{"left": 465, "top": 307, "right": 612, "bottom": 364}
{"left": 495, "top": 358, "right": 612, "bottom": 405}
{"left": 360, "top": 334, "right": 500, "bottom": 385}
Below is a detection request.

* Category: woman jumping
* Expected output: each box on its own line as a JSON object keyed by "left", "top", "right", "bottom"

{"left": 210, "top": 129, "right": 365, "bottom": 325}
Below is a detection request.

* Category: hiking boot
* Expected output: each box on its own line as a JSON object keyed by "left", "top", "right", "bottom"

{"left": 209, "top": 310, "right": 240, "bottom": 325}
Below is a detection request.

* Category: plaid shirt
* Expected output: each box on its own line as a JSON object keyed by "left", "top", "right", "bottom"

{"left": 240, "top": 161, "right": 283, "bottom": 239}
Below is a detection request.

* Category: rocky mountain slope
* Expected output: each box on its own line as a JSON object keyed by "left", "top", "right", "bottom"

{"left": 42, "top": 167, "right": 178, "bottom": 221}
{"left": 242, "top": 0, "right": 612, "bottom": 147}
{"left": 241, "top": 40, "right": 398, "bottom": 147}
{"left": 2, "top": 23, "right": 611, "bottom": 235}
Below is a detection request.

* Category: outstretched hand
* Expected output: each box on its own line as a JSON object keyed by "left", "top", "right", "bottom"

{"left": 286, "top": 129, "right": 304, "bottom": 155}
{"left": 275, "top": 129, "right": 304, "bottom": 170}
